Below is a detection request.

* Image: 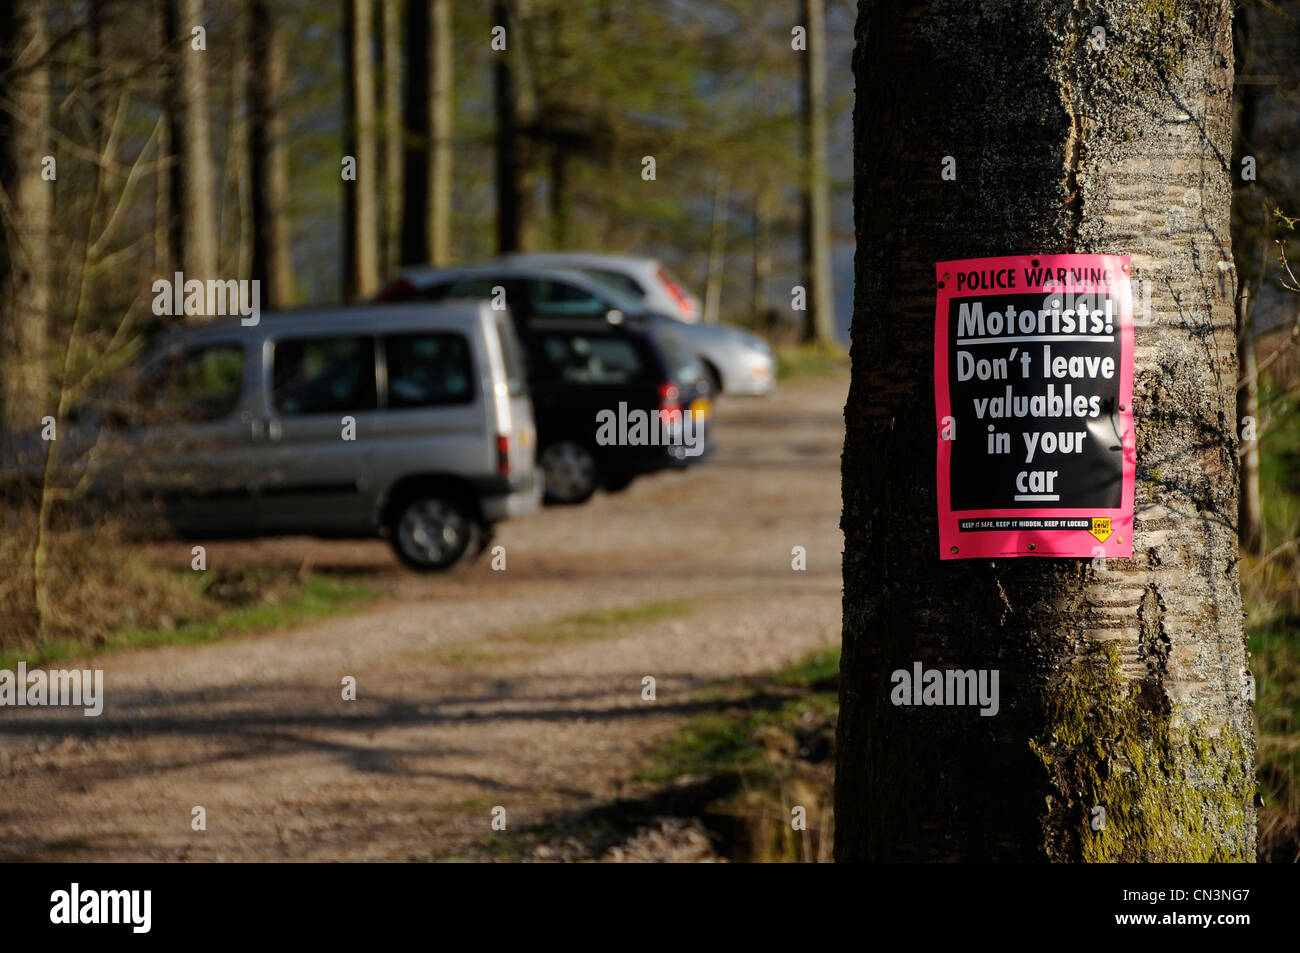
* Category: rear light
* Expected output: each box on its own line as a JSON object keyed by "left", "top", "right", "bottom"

{"left": 658, "top": 382, "right": 682, "bottom": 424}
{"left": 657, "top": 267, "right": 696, "bottom": 318}
{"left": 496, "top": 434, "right": 510, "bottom": 477}
{"left": 376, "top": 277, "right": 415, "bottom": 302}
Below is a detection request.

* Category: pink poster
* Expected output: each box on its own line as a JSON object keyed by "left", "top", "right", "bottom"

{"left": 934, "top": 254, "right": 1135, "bottom": 560}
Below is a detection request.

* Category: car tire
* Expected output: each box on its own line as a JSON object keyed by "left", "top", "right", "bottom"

{"left": 601, "top": 472, "right": 636, "bottom": 493}
{"left": 539, "top": 440, "right": 600, "bottom": 505}
{"left": 388, "top": 493, "right": 481, "bottom": 571}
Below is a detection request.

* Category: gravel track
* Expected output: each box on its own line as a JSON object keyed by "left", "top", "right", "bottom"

{"left": 0, "top": 373, "right": 847, "bottom": 862}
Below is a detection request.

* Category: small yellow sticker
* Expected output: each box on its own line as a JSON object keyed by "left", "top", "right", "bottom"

{"left": 1089, "top": 517, "right": 1112, "bottom": 543}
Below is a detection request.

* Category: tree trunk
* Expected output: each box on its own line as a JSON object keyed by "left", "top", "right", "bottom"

{"left": 0, "top": 0, "right": 52, "bottom": 429}
{"left": 85, "top": 0, "right": 110, "bottom": 323}
{"left": 177, "top": 0, "right": 217, "bottom": 287}
{"left": 343, "top": 0, "right": 379, "bottom": 300}
{"left": 429, "top": 0, "right": 453, "bottom": 265}
{"left": 401, "top": 0, "right": 431, "bottom": 265}
{"left": 751, "top": 183, "right": 772, "bottom": 324}
{"left": 401, "top": 0, "right": 454, "bottom": 267}
{"left": 549, "top": 146, "right": 568, "bottom": 249}
{"left": 837, "top": 0, "right": 1255, "bottom": 862}
{"left": 703, "top": 174, "right": 729, "bottom": 324}
{"left": 154, "top": 0, "right": 172, "bottom": 278}
{"left": 798, "top": 0, "right": 834, "bottom": 345}
{"left": 493, "top": 0, "right": 537, "bottom": 255}
{"left": 246, "top": 0, "right": 294, "bottom": 308}
{"left": 379, "top": 0, "right": 402, "bottom": 276}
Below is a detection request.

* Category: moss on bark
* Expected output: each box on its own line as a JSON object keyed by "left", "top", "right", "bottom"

{"left": 1033, "top": 640, "right": 1253, "bottom": 861}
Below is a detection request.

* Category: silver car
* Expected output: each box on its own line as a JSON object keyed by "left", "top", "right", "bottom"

{"left": 496, "top": 252, "right": 704, "bottom": 323}
{"left": 380, "top": 260, "right": 776, "bottom": 396}
{"left": 3, "top": 301, "right": 541, "bottom": 570}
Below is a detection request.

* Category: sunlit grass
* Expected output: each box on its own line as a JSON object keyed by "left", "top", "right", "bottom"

{"left": 0, "top": 574, "right": 378, "bottom": 670}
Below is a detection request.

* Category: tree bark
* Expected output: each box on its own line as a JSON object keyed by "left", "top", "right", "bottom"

{"left": 493, "top": 0, "right": 537, "bottom": 255}
{"left": 379, "top": 0, "right": 402, "bottom": 276}
{"left": 751, "top": 183, "right": 772, "bottom": 324}
{"left": 343, "top": 0, "right": 379, "bottom": 300}
{"left": 838, "top": 0, "right": 1255, "bottom": 861}
{"left": 246, "top": 0, "right": 294, "bottom": 308}
{"left": 799, "top": 0, "right": 834, "bottom": 345}
{"left": 429, "top": 0, "right": 453, "bottom": 265}
{"left": 0, "top": 0, "right": 53, "bottom": 429}
{"left": 704, "top": 174, "right": 729, "bottom": 324}
{"left": 401, "top": 0, "right": 431, "bottom": 265}
{"left": 176, "top": 0, "right": 217, "bottom": 287}
{"left": 154, "top": 0, "right": 172, "bottom": 278}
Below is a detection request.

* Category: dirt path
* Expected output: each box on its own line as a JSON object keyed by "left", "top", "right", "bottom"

{"left": 0, "top": 372, "right": 847, "bottom": 861}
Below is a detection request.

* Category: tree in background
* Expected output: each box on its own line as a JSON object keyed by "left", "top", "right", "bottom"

{"left": 401, "top": 0, "right": 454, "bottom": 267}
{"left": 343, "top": 0, "right": 378, "bottom": 299}
{"left": 838, "top": 0, "right": 1254, "bottom": 860}
{"left": 159, "top": 0, "right": 217, "bottom": 289}
{"left": 0, "top": 0, "right": 52, "bottom": 430}
{"left": 1233, "top": 1, "right": 1265, "bottom": 557}
{"left": 493, "top": 0, "right": 539, "bottom": 255}
{"left": 379, "top": 0, "right": 401, "bottom": 275}
{"left": 247, "top": 0, "right": 294, "bottom": 307}
{"left": 798, "top": 0, "right": 834, "bottom": 344}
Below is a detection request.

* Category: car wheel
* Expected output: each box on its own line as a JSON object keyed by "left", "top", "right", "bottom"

{"left": 602, "top": 472, "right": 636, "bottom": 493}
{"left": 540, "top": 440, "right": 599, "bottom": 504}
{"left": 389, "top": 494, "right": 480, "bottom": 571}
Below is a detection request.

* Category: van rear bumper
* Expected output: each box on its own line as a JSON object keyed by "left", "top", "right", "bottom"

{"left": 475, "top": 471, "right": 543, "bottom": 523}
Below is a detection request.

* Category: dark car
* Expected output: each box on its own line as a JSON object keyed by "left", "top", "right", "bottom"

{"left": 515, "top": 315, "right": 714, "bottom": 503}
{"left": 378, "top": 266, "right": 715, "bottom": 503}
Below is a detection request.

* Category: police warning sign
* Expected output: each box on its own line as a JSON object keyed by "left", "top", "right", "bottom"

{"left": 935, "top": 254, "right": 1135, "bottom": 560}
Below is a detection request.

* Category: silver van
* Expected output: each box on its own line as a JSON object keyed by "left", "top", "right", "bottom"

{"left": 34, "top": 302, "right": 541, "bottom": 570}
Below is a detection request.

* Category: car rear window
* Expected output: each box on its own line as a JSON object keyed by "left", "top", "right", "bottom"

{"left": 383, "top": 333, "right": 474, "bottom": 408}
{"left": 539, "top": 333, "right": 645, "bottom": 385}
{"left": 582, "top": 269, "right": 646, "bottom": 300}
{"left": 273, "top": 336, "right": 377, "bottom": 415}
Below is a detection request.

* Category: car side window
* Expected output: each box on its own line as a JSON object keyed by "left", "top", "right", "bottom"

{"left": 137, "top": 342, "right": 244, "bottom": 425}
{"left": 383, "top": 333, "right": 474, "bottom": 408}
{"left": 582, "top": 269, "right": 645, "bottom": 299}
{"left": 272, "top": 336, "right": 377, "bottom": 415}
{"left": 526, "top": 279, "right": 607, "bottom": 317}
{"left": 540, "top": 334, "right": 644, "bottom": 385}
{"left": 446, "top": 277, "right": 502, "bottom": 300}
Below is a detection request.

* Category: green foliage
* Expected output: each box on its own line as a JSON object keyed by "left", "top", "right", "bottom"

{"left": 1245, "top": 370, "right": 1300, "bottom": 860}
{"left": 0, "top": 570, "right": 377, "bottom": 670}
{"left": 775, "top": 341, "right": 850, "bottom": 380}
